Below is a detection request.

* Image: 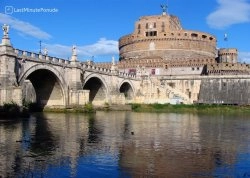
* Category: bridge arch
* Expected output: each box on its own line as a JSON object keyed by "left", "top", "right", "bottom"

{"left": 18, "top": 64, "right": 67, "bottom": 108}
{"left": 83, "top": 73, "right": 109, "bottom": 105}
{"left": 119, "top": 80, "right": 135, "bottom": 100}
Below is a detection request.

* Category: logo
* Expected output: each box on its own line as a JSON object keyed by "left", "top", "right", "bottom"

{"left": 5, "top": 6, "right": 14, "bottom": 14}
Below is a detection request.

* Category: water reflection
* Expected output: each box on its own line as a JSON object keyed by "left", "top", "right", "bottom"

{"left": 1, "top": 112, "right": 250, "bottom": 177}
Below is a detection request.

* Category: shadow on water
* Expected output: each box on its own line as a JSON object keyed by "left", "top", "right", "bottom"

{"left": 87, "top": 113, "right": 102, "bottom": 144}
{"left": 29, "top": 113, "right": 57, "bottom": 155}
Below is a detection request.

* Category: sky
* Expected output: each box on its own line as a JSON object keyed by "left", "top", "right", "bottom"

{"left": 0, "top": 0, "right": 250, "bottom": 63}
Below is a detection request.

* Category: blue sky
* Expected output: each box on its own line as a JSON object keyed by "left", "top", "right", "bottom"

{"left": 0, "top": 0, "right": 250, "bottom": 63}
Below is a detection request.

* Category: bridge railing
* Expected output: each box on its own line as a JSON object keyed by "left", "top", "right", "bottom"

{"left": 81, "top": 63, "right": 112, "bottom": 73}
{"left": 14, "top": 49, "right": 71, "bottom": 65}
{"left": 118, "top": 72, "right": 137, "bottom": 79}
{"left": 80, "top": 62, "right": 138, "bottom": 79}
{"left": 14, "top": 48, "right": 138, "bottom": 79}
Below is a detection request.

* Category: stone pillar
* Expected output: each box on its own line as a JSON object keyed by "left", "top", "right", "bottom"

{"left": 0, "top": 24, "right": 22, "bottom": 105}
{"left": 68, "top": 45, "right": 88, "bottom": 106}
{"left": 69, "top": 45, "right": 82, "bottom": 90}
{"left": 69, "top": 90, "right": 89, "bottom": 106}
{"left": 110, "top": 56, "right": 118, "bottom": 75}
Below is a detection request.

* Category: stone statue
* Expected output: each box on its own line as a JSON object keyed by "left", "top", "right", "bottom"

{"left": 160, "top": 4, "right": 168, "bottom": 14}
{"left": 71, "top": 45, "right": 78, "bottom": 62}
{"left": 72, "top": 45, "right": 77, "bottom": 56}
{"left": 2, "top": 24, "right": 9, "bottom": 36}
{"left": 44, "top": 48, "right": 48, "bottom": 56}
{"left": 112, "top": 56, "right": 115, "bottom": 65}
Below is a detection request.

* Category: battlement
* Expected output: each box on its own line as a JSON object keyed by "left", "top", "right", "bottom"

{"left": 207, "top": 63, "right": 250, "bottom": 75}
{"left": 217, "top": 48, "right": 238, "bottom": 63}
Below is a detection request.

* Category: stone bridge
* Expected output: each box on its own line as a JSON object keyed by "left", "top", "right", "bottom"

{"left": 1, "top": 25, "right": 250, "bottom": 107}
{"left": 0, "top": 32, "right": 140, "bottom": 108}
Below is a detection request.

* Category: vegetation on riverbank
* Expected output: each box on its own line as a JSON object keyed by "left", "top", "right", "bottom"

{"left": 130, "top": 103, "right": 250, "bottom": 113}
{"left": 0, "top": 102, "right": 30, "bottom": 119}
{"left": 3, "top": 101, "right": 250, "bottom": 119}
{"left": 0, "top": 102, "right": 96, "bottom": 119}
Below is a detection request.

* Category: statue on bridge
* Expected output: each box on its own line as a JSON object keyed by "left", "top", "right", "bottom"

{"left": 44, "top": 48, "right": 48, "bottom": 56}
{"left": 2, "top": 24, "right": 9, "bottom": 37}
{"left": 72, "top": 45, "right": 77, "bottom": 56}
{"left": 71, "top": 45, "right": 78, "bottom": 62}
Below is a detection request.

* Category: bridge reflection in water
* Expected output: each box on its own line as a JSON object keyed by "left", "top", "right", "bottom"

{"left": 0, "top": 112, "right": 250, "bottom": 177}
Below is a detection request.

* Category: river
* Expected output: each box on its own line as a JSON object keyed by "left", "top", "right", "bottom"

{"left": 1, "top": 111, "right": 250, "bottom": 177}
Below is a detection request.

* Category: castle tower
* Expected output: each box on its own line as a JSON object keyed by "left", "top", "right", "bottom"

{"left": 218, "top": 48, "right": 238, "bottom": 63}
{"left": 118, "top": 8, "right": 217, "bottom": 64}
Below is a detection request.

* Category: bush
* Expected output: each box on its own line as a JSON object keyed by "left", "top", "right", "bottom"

{"left": 83, "top": 103, "right": 95, "bottom": 113}
{"left": 3, "top": 102, "right": 20, "bottom": 114}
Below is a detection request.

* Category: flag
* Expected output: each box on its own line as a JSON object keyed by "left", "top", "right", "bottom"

{"left": 224, "top": 33, "right": 228, "bottom": 41}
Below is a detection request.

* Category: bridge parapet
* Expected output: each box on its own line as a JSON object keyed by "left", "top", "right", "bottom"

{"left": 14, "top": 48, "right": 71, "bottom": 65}
{"left": 118, "top": 72, "right": 137, "bottom": 79}
{"left": 80, "top": 62, "right": 138, "bottom": 80}
{"left": 81, "top": 63, "right": 111, "bottom": 73}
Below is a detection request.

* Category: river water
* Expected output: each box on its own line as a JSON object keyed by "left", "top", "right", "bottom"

{"left": 1, "top": 111, "right": 250, "bottom": 177}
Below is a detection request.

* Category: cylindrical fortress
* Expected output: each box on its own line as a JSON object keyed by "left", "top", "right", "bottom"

{"left": 119, "top": 13, "right": 217, "bottom": 62}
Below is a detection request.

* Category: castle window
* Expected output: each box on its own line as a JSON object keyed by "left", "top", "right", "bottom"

{"left": 138, "top": 24, "right": 141, "bottom": 29}
{"left": 146, "top": 31, "right": 157, "bottom": 37}
{"left": 191, "top": 33, "right": 198, "bottom": 38}
{"left": 151, "top": 69, "right": 156, "bottom": 75}
{"left": 129, "top": 69, "right": 136, "bottom": 75}
{"left": 154, "top": 22, "right": 156, "bottom": 28}
{"left": 202, "top": 35, "right": 207, "bottom": 39}
{"left": 161, "top": 22, "right": 165, "bottom": 32}
{"left": 146, "top": 23, "right": 149, "bottom": 29}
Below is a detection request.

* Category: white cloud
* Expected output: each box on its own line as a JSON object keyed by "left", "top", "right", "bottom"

{"left": 0, "top": 13, "right": 51, "bottom": 39}
{"left": 239, "top": 52, "right": 250, "bottom": 63}
{"left": 44, "top": 38, "right": 119, "bottom": 61}
{"left": 78, "top": 38, "right": 118, "bottom": 56}
{"left": 207, "top": 0, "right": 250, "bottom": 29}
{"left": 0, "top": 14, "right": 118, "bottom": 61}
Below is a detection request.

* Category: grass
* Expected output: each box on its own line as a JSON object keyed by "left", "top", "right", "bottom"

{"left": 130, "top": 103, "right": 250, "bottom": 114}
